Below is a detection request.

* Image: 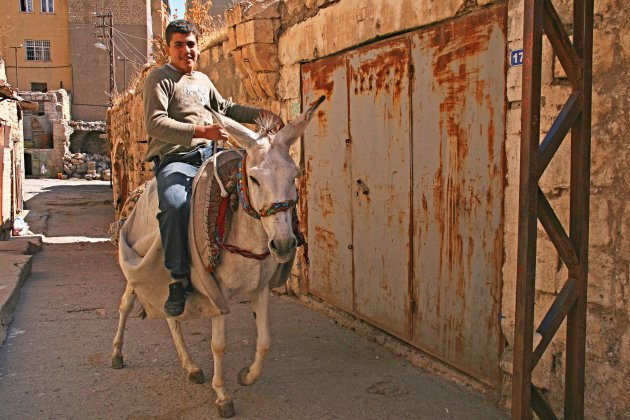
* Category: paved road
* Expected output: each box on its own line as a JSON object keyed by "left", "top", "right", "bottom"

{"left": 0, "top": 179, "right": 508, "bottom": 419}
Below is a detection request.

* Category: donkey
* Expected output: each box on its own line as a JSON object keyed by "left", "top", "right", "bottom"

{"left": 111, "top": 96, "right": 325, "bottom": 417}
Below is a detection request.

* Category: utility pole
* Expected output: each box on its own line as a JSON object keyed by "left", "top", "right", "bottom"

{"left": 95, "top": 12, "right": 115, "bottom": 105}
{"left": 117, "top": 56, "right": 129, "bottom": 91}
{"left": 10, "top": 45, "right": 22, "bottom": 91}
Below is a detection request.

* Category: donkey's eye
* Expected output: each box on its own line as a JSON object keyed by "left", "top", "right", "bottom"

{"left": 249, "top": 176, "right": 260, "bottom": 186}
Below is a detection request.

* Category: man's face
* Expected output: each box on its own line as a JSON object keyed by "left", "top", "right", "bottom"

{"left": 168, "top": 32, "right": 199, "bottom": 73}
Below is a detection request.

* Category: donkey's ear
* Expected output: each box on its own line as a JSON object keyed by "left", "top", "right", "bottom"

{"left": 205, "top": 105, "right": 258, "bottom": 149}
{"left": 274, "top": 96, "right": 325, "bottom": 148}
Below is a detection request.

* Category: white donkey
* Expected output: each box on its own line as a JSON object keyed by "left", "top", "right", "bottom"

{"left": 111, "top": 96, "right": 325, "bottom": 417}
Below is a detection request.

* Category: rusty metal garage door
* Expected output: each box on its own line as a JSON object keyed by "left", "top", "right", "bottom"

{"left": 302, "top": 3, "right": 507, "bottom": 385}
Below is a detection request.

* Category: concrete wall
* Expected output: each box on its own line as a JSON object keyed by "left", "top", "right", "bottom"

{"left": 108, "top": 0, "right": 630, "bottom": 416}
{"left": 1, "top": 0, "right": 72, "bottom": 92}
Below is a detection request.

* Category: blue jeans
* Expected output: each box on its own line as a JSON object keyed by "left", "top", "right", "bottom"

{"left": 156, "top": 161, "right": 197, "bottom": 279}
{"left": 155, "top": 145, "right": 215, "bottom": 279}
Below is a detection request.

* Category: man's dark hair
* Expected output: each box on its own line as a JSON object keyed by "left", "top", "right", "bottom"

{"left": 165, "top": 20, "right": 199, "bottom": 45}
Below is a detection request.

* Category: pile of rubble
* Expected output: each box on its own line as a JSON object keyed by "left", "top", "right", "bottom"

{"left": 63, "top": 153, "right": 112, "bottom": 181}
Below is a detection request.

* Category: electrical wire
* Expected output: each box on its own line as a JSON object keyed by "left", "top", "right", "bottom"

{"left": 112, "top": 27, "right": 149, "bottom": 63}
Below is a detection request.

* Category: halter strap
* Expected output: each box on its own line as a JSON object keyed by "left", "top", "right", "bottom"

{"left": 237, "top": 153, "right": 297, "bottom": 220}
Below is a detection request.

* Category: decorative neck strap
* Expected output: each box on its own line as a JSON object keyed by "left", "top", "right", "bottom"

{"left": 237, "top": 153, "right": 297, "bottom": 220}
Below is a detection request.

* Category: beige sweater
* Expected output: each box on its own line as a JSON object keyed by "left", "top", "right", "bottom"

{"left": 143, "top": 64, "right": 260, "bottom": 161}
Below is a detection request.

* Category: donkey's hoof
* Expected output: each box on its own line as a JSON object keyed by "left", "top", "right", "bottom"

{"left": 216, "top": 399, "right": 235, "bottom": 418}
{"left": 111, "top": 355, "right": 124, "bottom": 369}
{"left": 188, "top": 369, "right": 204, "bottom": 384}
{"left": 237, "top": 367, "right": 252, "bottom": 386}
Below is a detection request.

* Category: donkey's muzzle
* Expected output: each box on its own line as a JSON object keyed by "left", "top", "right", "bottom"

{"left": 269, "top": 236, "right": 297, "bottom": 262}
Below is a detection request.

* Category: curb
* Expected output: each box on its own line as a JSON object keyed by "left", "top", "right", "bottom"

{"left": 0, "top": 236, "right": 42, "bottom": 346}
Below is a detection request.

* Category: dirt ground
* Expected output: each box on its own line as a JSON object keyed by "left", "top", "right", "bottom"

{"left": 0, "top": 178, "right": 508, "bottom": 419}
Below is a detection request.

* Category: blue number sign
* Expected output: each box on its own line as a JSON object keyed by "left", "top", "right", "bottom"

{"left": 510, "top": 49, "right": 524, "bottom": 67}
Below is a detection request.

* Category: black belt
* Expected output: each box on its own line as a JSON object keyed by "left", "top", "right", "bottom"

{"left": 154, "top": 143, "right": 217, "bottom": 171}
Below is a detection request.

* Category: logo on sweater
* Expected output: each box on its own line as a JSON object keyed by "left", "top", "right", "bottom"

{"left": 179, "top": 85, "right": 209, "bottom": 107}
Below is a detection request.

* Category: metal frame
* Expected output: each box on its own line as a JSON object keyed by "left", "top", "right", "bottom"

{"left": 513, "top": 0, "right": 593, "bottom": 418}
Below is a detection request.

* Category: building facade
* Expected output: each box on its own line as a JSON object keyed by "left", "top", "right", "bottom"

{"left": 1, "top": 0, "right": 171, "bottom": 122}
{"left": 0, "top": 0, "right": 73, "bottom": 94}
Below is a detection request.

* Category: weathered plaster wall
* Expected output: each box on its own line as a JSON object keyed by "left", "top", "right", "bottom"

{"left": 0, "top": 63, "right": 24, "bottom": 233}
{"left": 501, "top": 0, "right": 630, "bottom": 417}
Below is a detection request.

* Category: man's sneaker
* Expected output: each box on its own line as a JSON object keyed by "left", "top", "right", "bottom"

{"left": 164, "top": 281, "right": 187, "bottom": 317}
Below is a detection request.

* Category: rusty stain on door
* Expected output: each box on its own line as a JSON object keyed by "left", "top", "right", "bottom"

{"left": 302, "top": 55, "right": 354, "bottom": 312}
{"left": 301, "top": 4, "right": 507, "bottom": 386}
{"left": 349, "top": 38, "right": 412, "bottom": 339}
{"left": 411, "top": 4, "right": 506, "bottom": 385}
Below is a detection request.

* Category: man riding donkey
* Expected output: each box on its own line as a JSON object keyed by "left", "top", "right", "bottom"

{"left": 144, "top": 19, "right": 283, "bottom": 316}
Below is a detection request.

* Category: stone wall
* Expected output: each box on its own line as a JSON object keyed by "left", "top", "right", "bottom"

{"left": 20, "top": 90, "right": 73, "bottom": 178}
{"left": 107, "top": 1, "right": 629, "bottom": 416}
{"left": 108, "top": 65, "right": 155, "bottom": 214}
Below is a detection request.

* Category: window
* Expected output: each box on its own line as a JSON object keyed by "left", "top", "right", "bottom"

{"left": 31, "top": 82, "right": 47, "bottom": 92}
{"left": 19, "top": 0, "right": 33, "bottom": 12}
{"left": 25, "top": 40, "right": 51, "bottom": 61}
{"left": 41, "top": 0, "right": 54, "bottom": 13}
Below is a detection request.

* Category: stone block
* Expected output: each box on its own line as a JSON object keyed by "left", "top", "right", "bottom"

{"left": 211, "top": 46, "right": 222, "bottom": 64}
{"left": 241, "top": 77, "right": 259, "bottom": 100}
{"left": 236, "top": 19, "right": 275, "bottom": 46}
{"left": 243, "top": 0, "right": 281, "bottom": 20}
{"left": 589, "top": 195, "right": 612, "bottom": 247}
{"left": 227, "top": 27, "right": 237, "bottom": 52}
{"left": 241, "top": 43, "right": 279, "bottom": 72}
{"left": 249, "top": 75, "right": 266, "bottom": 99}
{"left": 222, "top": 41, "right": 232, "bottom": 59}
{"left": 535, "top": 233, "right": 562, "bottom": 294}
{"left": 257, "top": 72, "right": 279, "bottom": 98}
{"left": 588, "top": 249, "right": 616, "bottom": 307}
{"left": 231, "top": 49, "right": 250, "bottom": 77}
{"left": 592, "top": 29, "right": 616, "bottom": 74}
{"left": 620, "top": 200, "right": 630, "bottom": 259}
{"left": 278, "top": 64, "right": 301, "bottom": 100}
{"left": 506, "top": 107, "right": 521, "bottom": 136}
{"left": 506, "top": 66, "right": 522, "bottom": 103}
{"left": 226, "top": 3, "right": 244, "bottom": 27}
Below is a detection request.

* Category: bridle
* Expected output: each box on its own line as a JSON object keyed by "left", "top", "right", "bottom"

{"left": 211, "top": 152, "right": 299, "bottom": 263}
{"left": 237, "top": 153, "right": 297, "bottom": 220}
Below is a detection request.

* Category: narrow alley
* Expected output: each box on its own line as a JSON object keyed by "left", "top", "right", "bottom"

{"left": 0, "top": 179, "right": 508, "bottom": 419}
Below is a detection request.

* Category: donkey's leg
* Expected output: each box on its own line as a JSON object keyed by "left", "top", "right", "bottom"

{"left": 238, "top": 286, "right": 271, "bottom": 386}
{"left": 165, "top": 318, "right": 204, "bottom": 384}
{"left": 112, "top": 284, "right": 136, "bottom": 369}
{"left": 211, "top": 315, "right": 234, "bottom": 418}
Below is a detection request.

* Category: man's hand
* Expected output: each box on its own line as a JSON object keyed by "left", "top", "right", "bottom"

{"left": 194, "top": 124, "right": 229, "bottom": 141}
